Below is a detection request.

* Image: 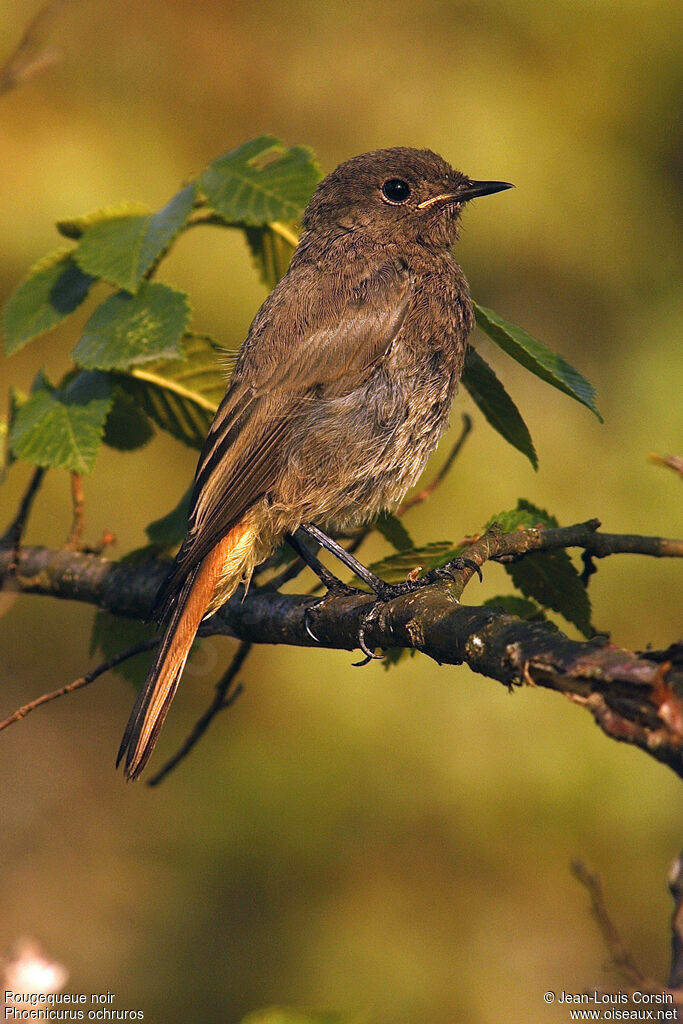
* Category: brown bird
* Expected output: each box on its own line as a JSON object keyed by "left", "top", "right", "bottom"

{"left": 117, "top": 147, "right": 512, "bottom": 779}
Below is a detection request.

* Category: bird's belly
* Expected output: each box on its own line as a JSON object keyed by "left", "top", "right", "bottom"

{"left": 272, "top": 366, "right": 457, "bottom": 530}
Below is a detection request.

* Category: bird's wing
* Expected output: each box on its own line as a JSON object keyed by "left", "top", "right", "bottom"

{"left": 154, "top": 261, "right": 411, "bottom": 618}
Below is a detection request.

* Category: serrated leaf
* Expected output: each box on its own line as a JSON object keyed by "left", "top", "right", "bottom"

{"left": 474, "top": 302, "right": 602, "bottom": 421}
{"left": 516, "top": 497, "right": 559, "bottom": 526}
{"left": 57, "top": 201, "right": 151, "bottom": 239}
{"left": 483, "top": 499, "right": 592, "bottom": 634}
{"left": 103, "top": 387, "right": 155, "bottom": 451}
{"left": 114, "top": 333, "right": 224, "bottom": 448}
{"left": 506, "top": 549, "right": 593, "bottom": 637}
{"left": 146, "top": 484, "right": 191, "bottom": 547}
{"left": 200, "top": 136, "right": 321, "bottom": 225}
{"left": 374, "top": 511, "right": 414, "bottom": 552}
{"left": 10, "top": 370, "right": 112, "bottom": 473}
{"left": 462, "top": 346, "right": 538, "bottom": 469}
{"left": 90, "top": 609, "right": 157, "bottom": 691}
{"left": 359, "top": 541, "right": 460, "bottom": 586}
{"left": 484, "top": 498, "right": 558, "bottom": 534}
{"left": 3, "top": 250, "right": 96, "bottom": 355}
{"left": 72, "top": 281, "right": 190, "bottom": 371}
{"left": 244, "top": 222, "right": 297, "bottom": 289}
{"left": 72, "top": 184, "right": 197, "bottom": 292}
{"left": 2, "top": 387, "right": 28, "bottom": 476}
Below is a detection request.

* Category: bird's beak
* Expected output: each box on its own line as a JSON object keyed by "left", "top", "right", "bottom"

{"left": 418, "top": 180, "right": 514, "bottom": 209}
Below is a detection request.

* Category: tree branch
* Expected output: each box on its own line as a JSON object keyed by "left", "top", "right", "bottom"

{"left": 1, "top": 523, "right": 681, "bottom": 776}
{"left": 571, "top": 858, "right": 683, "bottom": 1007}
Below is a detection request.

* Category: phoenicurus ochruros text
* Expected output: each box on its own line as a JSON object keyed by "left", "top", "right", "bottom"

{"left": 117, "top": 147, "right": 513, "bottom": 779}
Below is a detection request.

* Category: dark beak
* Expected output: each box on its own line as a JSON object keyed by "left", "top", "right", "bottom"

{"left": 417, "top": 179, "right": 514, "bottom": 209}
{"left": 457, "top": 179, "right": 514, "bottom": 202}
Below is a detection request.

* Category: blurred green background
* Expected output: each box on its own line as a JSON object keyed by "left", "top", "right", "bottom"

{"left": 1, "top": 1, "right": 681, "bottom": 1022}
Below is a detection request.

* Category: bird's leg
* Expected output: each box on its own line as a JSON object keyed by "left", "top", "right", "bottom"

{"left": 286, "top": 529, "right": 364, "bottom": 596}
{"left": 299, "top": 523, "right": 483, "bottom": 660}
{"left": 299, "top": 523, "right": 397, "bottom": 596}
{"left": 300, "top": 523, "right": 481, "bottom": 598}
{"left": 286, "top": 529, "right": 369, "bottom": 646}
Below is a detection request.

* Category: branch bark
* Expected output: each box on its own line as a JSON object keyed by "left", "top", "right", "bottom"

{"left": 1, "top": 528, "right": 681, "bottom": 777}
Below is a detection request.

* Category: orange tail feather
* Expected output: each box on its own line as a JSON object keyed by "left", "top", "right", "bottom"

{"left": 117, "top": 529, "right": 242, "bottom": 780}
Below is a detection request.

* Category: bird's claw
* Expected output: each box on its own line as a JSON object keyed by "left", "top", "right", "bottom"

{"left": 356, "top": 600, "right": 385, "bottom": 664}
{"left": 304, "top": 601, "right": 322, "bottom": 643}
{"left": 306, "top": 557, "right": 482, "bottom": 665}
{"left": 304, "top": 580, "right": 367, "bottom": 646}
{"left": 353, "top": 556, "right": 482, "bottom": 664}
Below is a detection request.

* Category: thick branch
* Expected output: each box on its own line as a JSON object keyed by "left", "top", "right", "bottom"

{"left": 1, "top": 533, "right": 681, "bottom": 777}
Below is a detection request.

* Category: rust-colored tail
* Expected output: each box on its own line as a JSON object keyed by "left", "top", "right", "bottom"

{"left": 116, "top": 533, "right": 234, "bottom": 781}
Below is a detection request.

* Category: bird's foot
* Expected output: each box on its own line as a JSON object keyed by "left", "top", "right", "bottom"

{"left": 356, "top": 557, "right": 483, "bottom": 662}
{"left": 304, "top": 578, "right": 368, "bottom": 644}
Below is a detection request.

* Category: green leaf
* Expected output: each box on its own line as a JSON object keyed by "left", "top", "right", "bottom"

{"left": 462, "top": 346, "right": 538, "bottom": 469}
{"left": 506, "top": 548, "right": 593, "bottom": 637}
{"left": 10, "top": 370, "right": 112, "bottom": 473}
{"left": 374, "top": 511, "right": 414, "bottom": 551}
{"left": 484, "top": 498, "right": 558, "bottom": 534}
{"left": 57, "top": 201, "right": 151, "bottom": 239}
{"left": 2, "top": 387, "right": 28, "bottom": 476}
{"left": 3, "top": 250, "right": 96, "bottom": 355}
{"left": 473, "top": 302, "right": 602, "bottom": 421}
{"left": 114, "top": 333, "right": 225, "bottom": 448}
{"left": 72, "top": 281, "right": 190, "bottom": 371}
{"left": 145, "top": 484, "right": 192, "bottom": 547}
{"left": 72, "top": 184, "right": 197, "bottom": 293}
{"left": 90, "top": 609, "right": 157, "bottom": 691}
{"left": 516, "top": 497, "right": 558, "bottom": 525}
{"left": 103, "top": 387, "right": 155, "bottom": 451}
{"left": 488, "top": 499, "right": 592, "bottom": 636}
{"left": 244, "top": 223, "right": 297, "bottom": 290}
{"left": 199, "top": 136, "right": 322, "bottom": 225}
{"left": 360, "top": 541, "right": 460, "bottom": 586}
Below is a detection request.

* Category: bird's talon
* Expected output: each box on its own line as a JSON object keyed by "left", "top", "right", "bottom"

{"left": 304, "top": 605, "right": 321, "bottom": 643}
{"left": 460, "top": 556, "right": 483, "bottom": 582}
{"left": 352, "top": 653, "right": 374, "bottom": 667}
{"left": 356, "top": 602, "right": 386, "bottom": 661}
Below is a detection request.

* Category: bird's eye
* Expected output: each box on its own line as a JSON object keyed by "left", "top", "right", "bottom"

{"left": 381, "top": 178, "right": 411, "bottom": 205}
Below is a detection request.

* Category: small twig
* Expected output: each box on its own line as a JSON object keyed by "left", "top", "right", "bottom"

{"left": 0, "top": 0, "right": 78, "bottom": 96}
{"left": 570, "top": 859, "right": 645, "bottom": 987}
{"left": 88, "top": 530, "right": 117, "bottom": 556}
{"left": 650, "top": 453, "right": 683, "bottom": 479}
{"left": 0, "top": 638, "right": 159, "bottom": 733}
{"left": 1, "top": 466, "right": 46, "bottom": 569}
{"left": 65, "top": 472, "right": 85, "bottom": 549}
{"left": 398, "top": 413, "right": 472, "bottom": 516}
{"left": 147, "top": 640, "right": 251, "bottom": 786}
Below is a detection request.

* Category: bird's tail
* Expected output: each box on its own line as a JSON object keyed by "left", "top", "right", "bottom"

{"left": 116, "top": 524, "right": 254, "bottom": 781}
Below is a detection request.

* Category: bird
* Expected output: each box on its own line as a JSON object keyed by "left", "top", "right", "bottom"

{"left": 117, "top": 146, "right": 512, "bottom": 779}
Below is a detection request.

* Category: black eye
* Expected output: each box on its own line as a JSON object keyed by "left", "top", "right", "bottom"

{"left": 381, "top": 178, "right": 411, "bottom": 204}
